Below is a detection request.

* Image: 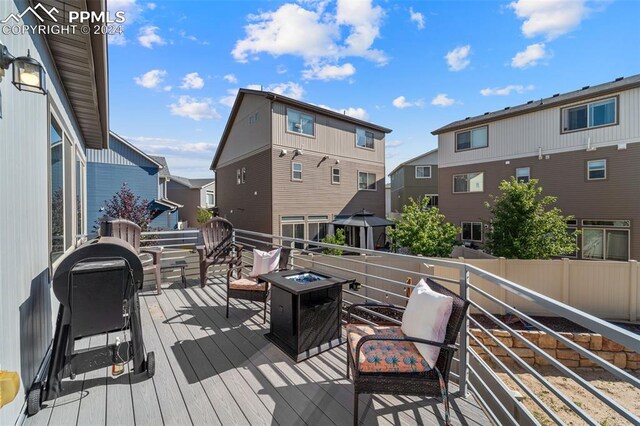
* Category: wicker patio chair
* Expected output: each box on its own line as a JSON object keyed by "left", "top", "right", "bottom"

{"left": 197, "top": 218, "right": 243, "bottom": 287}
{"left": 226, "top": 247, "right": 291, "bottom": 323}
{"left": 345, "top": 278, "right": 469, "bottom": 426}
{"left": 104, "top": 219, "right": 163, "bottom": 294}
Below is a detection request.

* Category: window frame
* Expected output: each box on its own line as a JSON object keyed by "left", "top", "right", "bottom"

{"left": 241, "top": 167, "right": 246, "bottom": 184}
{"left": 286, "top": 107, "right": 315, "bottom": 138}
{"left": 281, "top": 216, "right": 306, "bottom": 249}
{"left": 461, "top": 221, "right": 483, "bottom": 242}
{"left": 561, "top": 96, "right": 618, "bottom": 133}
{"left": 206, "top": 190, "right": 215, "bottom": 207}
{"left": 455, "top": 126, "right": 488, "bottom": 152}
{"left": 452, "top": 172, "right": 484, "bottom": 194}
{"left": 515, "top": 167, "right": 530, "bottom": 183}
{"left": 357, "top": 171, "right": 377, "bottom": 191}
{"left": 415, "top": 165, "right": 432, "bottom": 179}
{"left": 291, "top": 162, "right": 303, "bottom": 181}
{"left": 587, "top": 159, "right": 606, "bottom": 181}
{"left": 355, "top": 127, "right": 375, "bottom": 150}
{"left": 581, "top": 227, "right": 630, "bottom": 261}
{"left": 236, "top": 169, "right": 241, "bottom": 185}
{"left": 331, "top": 167, "right": 341, "bottom": 185}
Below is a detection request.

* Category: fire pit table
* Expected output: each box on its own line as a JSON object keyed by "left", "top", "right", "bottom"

{"left": 259, "top": 269, "right": 350, "bottom": 362}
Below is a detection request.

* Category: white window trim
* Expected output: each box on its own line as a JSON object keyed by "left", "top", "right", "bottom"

{"left": 415, "top": 165, "right": 432, "bottom": 179}
{"left": 453, "top": 172, "right": 484, "bottom": 194}
{"left": 286, "top": 107, "right": 315, "bottom": 138}
{"left": 587, "top": 159, "right": 606, "bottom": 180}
{"left": 355, "top": 127, "right": 375, "bottom": 150}
{"left": 515, "top": 167, "right": 530, "bottom": 183}
{"left": 561, "top": 96, "right": 618, "bottom": 133}
{"left": 206, "top": 190, "right": 215, "bottom": 207}
{"left": 331, "top": 167, "right": 341, "bottom": 185}
{"left": 455, "top": 125, "right": 488, "bottom": 152}
{"left": 291, "top": 162, "right": 303, "bottom": 181}
{"left": 236, "top": 169, "right": 241, "bottom": 185}
{"left": 461, "top": 221, "right": 483, "bottom": 242}
{"left": 581, "top": 227, "right": 630, "bottom": 261}
{"left": 358, "top": 171, "right": 377, "bottom": 191}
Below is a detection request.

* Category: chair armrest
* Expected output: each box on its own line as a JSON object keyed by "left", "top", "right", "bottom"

{"left": 196, "top": 245, "right": 206, "bottom": 262}
{"left": 227, "top": 265, "right": 245, "bottom": 285}
{"left": 140, "top": 247, "right": 162, "bottom": 264}
{"left": 347, "top": 303, "right": 406, "bottom": 323}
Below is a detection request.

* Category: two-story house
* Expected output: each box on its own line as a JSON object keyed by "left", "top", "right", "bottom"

{"left": 432, "top": 75, "right": 640, "bottom": 261}
{"left": 210, "top": 89, "right": 392, "bottom": 247}
{"left": 388, "top": 148, "right": 439, "bottom": 219}
{"left": 167, "top": 176, "right": 216, "bottom": 227}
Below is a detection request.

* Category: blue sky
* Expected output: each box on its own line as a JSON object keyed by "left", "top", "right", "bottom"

{"left": 107, "top": 0, "right": 640, "bottom": 179}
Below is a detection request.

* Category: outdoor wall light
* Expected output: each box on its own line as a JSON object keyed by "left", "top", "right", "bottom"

{"left": 0, "top": 43, "right": 46, "bottom": 95}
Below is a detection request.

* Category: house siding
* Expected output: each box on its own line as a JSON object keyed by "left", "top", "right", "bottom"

{"left": 216, "top": 149, "right": 273, "bottom": 234}
{"left": 390, "top": 165, "right": 439, "bottom": 213}
{"left": 438, "top": 143, "right": 640, "bottom": 260}
{"left": 438, "top": 87, "right": 640, "bottom": 168}
{"left": 0, "top": 1, "right": 90, "bottom": 423}
{"left": 167, "top": 182, "right": 202, "bottom": 228}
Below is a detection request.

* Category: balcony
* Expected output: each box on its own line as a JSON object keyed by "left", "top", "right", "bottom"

{"left": 23, "top": 229, "right": 639, "bottom": 425}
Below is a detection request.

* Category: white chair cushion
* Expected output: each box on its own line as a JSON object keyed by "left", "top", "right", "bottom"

{"left": 249, "top": 248, "right": 281, "bottom": 278}
{"left": 401, "top": 279, "right": 453, "bottom": 369}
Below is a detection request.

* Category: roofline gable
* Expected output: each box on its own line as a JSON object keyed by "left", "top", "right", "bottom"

{"left": 109, "top": 131, "right": 164, "bottom": 169}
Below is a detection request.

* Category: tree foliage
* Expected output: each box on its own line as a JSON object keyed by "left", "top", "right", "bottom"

{"left": 321, "top": 228, "right": 347, "bottom": 255}
{"left": 196, "top": 206, "right": 213, "bottom": 224}
{"left": 101, "top": 183, "right": 152, "bottom": 231}
{"left": 387, "top": 197, "right": 460, "bottom": 257}
{"left": 484, "top": 177, "right": 578, "bottom": 259}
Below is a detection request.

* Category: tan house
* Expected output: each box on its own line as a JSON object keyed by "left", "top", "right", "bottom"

{"left": 432, "top": 74, "right": 640, "bottom": 261}
{"left": 210, "top": 89, "right": 392, "bottom": 248}
{"left": 167, "top": 176, "right": 216, "bottom": 227}
{"left": 388, "top": 148, "right": 439, "bottom": 219}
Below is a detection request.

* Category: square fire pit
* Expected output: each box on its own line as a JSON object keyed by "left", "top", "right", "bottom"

{"left": 259, "top": 269, "right": 349, "bottom": 362}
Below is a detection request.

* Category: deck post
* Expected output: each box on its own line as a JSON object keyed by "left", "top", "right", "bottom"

{"left": 458, "top": 265, "right": 470, "bottom": 396}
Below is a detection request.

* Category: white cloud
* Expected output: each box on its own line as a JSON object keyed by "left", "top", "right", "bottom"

{"left": 445, "top": 45, "right": 471, "bottom": 71}
{"left": 169, "top": 96, "right": 220, "bottom": 121}
{"left": 219, "top": 89, "right": 239, "bottom": 108}
{"left": 163, "top": 85, "right": 172, "bottom": 92}
{"left": 138, "top": 26, "right": 166, "bottom": 48}
{"left": 247, "top": 82, "right": 305, "bottom": 99}
{"left": 509, "top": 0, "right": 594, "bottom": 40}
{"left": 133, "top": 69, "right": 167, "bottom": 89}
{"left": 480, "top": 84, "right": 535, "bottom": 96}
{"left": 385, "top": 140, "right": 402, "bottom": 147}
{"left": 232, "top": 1, "right": 387, "bottom": 79}
{"left": 511, "top": 43, "right": 546, "bottom": 68}
{"left": 180, "top": 72, "right": 205, "bottom": 89}
{"left": 178, "top": 30, "right": 209, "bottom": 45}
{"left": 392, "top": 96, "right": 424, "bottom": 109}
{"left": 431, "top": 94, "right": 455, "bottom": 107}
{"left": 223, "top": 74, "right": 238, "bottom": 84}
{"left": 107, "top": 0, "right": 143, "bottom": 45}
{"left": 109, "top": 33, "right": 127, "bottom": 46}
{"left": 318, "top": 105, "right": 369, "bottom": 120}
{"left": 409, "top": 7, "right": 425, "bottom": 30}
{"left": 276, "top": 64, "right": 288, "bottom": 74}
{"left": 302, "top": 63, "right": 356, "bottom": 81}
{"left": 147, "top": 2, "right": 156, "bottom": 10}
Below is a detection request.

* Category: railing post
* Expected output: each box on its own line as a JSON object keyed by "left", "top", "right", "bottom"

{"left": 499, "top": 257, "right": 507, "bottom": 315}
{"left": 459, "top": 264, "right": 470, "bottom": 396}
{"left": 562, "top": 258, "right": 570, "bottom": 305}
{"left": 629, "top": 260, "right": 638, "bottom": 322}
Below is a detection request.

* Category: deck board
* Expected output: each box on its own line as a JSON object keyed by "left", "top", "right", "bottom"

{"left": 25, "top": 271, "right": 491, "bottom": 426}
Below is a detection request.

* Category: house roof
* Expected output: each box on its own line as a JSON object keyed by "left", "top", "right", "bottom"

{"left": 170, "top": 175, "right": 215, "bottom": 189}
{"left": 150, "top": 156, "right": 170, "bottom": 178}
{"left": 109, "top": 132, "right": 164, "bottom": 169}
{"left": 210, "top": 88, "right": 393, "bottom": 170}
{"left": 149, "top": 198, "right": 183, "bottom": 212}
{"left": 388, "top": 148, "right": 438, "bottom": 177}
{"left": 332, "top": 210, "right": 395, "bottom": 228}
{"left": 432, "top": 74, "right": 640, "bottom": 135}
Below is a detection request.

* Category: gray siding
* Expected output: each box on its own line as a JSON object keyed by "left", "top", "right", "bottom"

{"left": 167, "top": 182, "right": 202, "bottom": 227}
{"left": 390, "top": 165, "right": 439, "bottom": 213}
{"left": 0, "top": 1, "right": 88, "bottom": 423}
{"left": 438, "top": 87, "right": 640, "bottom": 168}
{"left": 86, "top": 134, "right": 157, "bottom": 168}
{"left": 438, "top": 143, "right": 640, "bottom": 260}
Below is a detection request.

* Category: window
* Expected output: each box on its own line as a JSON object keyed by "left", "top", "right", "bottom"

{"left": 331, "top": 167, "right": 341, "bottom": 184}
{"left": 281, "top": 216, "right": 305, "bottom": 249}
{"left": 587, "top": 160, "right": 606, "bottom": 180}
{"left": 241, "top": 167, "right": 246, "bottom": 183}
{"left": 287, "top": 108, "right": 314, "bottom": 136}
{"left": 456, "top": 126, "right": 488, "bottom": 151}
{"left": 355, "top": 128, "right": 374, "bottom": 149}
{"left": 292, "top": 162, "right": 303, "bottom": 181}
{"left": 206, "top": 190, "right": 215, "bottom": 207}
{"left": 562, "top": 97, "right": 616, "bottom": 132}
{"left": 248, "top": 112, "right": 259, "bottom": 124}
{"left": 358, "top": 172, "right": 377, "bottom": 191}
{"left": 516, "top": 167, "right": 530, "bottom": 183}
{"left": 424, "top": 195, "right": 438, "bottom": 207}
{"left": 76, "top": 154, "right": 85, "bottom": 236}
{"left": 453, "top": 172, "right": 484, "bottom": 193}
{"left": 415, "top": 166, "right": 431, "bottom": 179}
{"left": 236, "top": 169, "right": 241, "bottom": 185}
{"left": 564, "top": 226, "right": 578, "bottom": 258}
{"left": 582, "top": 228, "right": 629, "bottom": 261}
{"left": 308, "top": 216, "right": 329, "bottom": 246}
{"left": 462, "top": 222, "right": 482, "bottom": 242}
{"left": 50, "top": 118, "right": 64, "bottom": 260}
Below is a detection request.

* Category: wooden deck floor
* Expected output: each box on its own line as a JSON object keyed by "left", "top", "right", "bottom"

{"left": 25, "top": 274, "right": 490, "bottom": 426}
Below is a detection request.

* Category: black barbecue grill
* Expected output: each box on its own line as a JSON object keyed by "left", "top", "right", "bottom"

{"left": 27, "top": 237, "right": 155, "bottom": 416}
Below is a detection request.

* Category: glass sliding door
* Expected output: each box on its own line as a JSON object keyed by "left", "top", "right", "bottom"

{"left": 50, "top": 118, "right": 64, "bottom": 260}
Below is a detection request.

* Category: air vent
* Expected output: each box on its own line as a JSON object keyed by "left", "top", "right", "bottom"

{"left": 504, "top": 107, "right": 510, "bottom": 110}
{"left": 465, "top": 117, "right": 470, "bottom": 120}
{"left": 527, "top": 100, "right": 533, "bottom": 104}
{"left": 552, "top": 93, "right": 559, "bottom": 97}
{"left": 582, "top": 85, "right": 590, "bottom": 90}
{"left": 484, "top": 112, "right": 490, "bottom": 115}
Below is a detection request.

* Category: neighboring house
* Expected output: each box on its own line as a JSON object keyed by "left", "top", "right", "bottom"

{"left": 210, "top": 89, "right": 392, "bottom": 248}
{"left": 167, "top": 176, "right": 216, "bottom": 227}
{"left": 388, "top": 149, "right": 439, "bottom": 218}
{"left": 385, "top": 183, "right": 391, "bottom": 218}
{"left": 0, "top": 1, "right": 109, "bottom": 423}
{"left": 432, "top": 74, "right": 640, "bottom": 261}
{"left": 86, "top": 132, "right": 182, "bottom": 232}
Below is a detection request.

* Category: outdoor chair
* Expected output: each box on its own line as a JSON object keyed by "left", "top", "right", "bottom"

{"left": 345, "top": 278, "right": 469, "bottom": 426}
{"left": 226, "top": 247, "right": 291, "bottom": 323}
{"left": 197, "top": 217, "right": 243, "bottom": 287}
{"left": 104, "top": 219, "right": 163, "bottom": 294}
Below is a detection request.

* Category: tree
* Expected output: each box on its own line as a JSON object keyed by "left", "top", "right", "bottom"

{"left": 196, "top": 206, "right": 213, "bottom": 224}
{"left": 387, "top": 197, "right": 460, "bottom": 257}
{"left": 321, "top": 228, "right": 347, "bottom": 255}
{"left": 99, "top": 183, "right": 152, "bottom": 231}
{"left": 484, "top": 177, "right": 578, "bottom": 259}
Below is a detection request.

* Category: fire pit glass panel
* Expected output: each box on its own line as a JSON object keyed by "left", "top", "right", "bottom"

{"left": 285, "top": 272, "right": 328, "bottom": 284}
